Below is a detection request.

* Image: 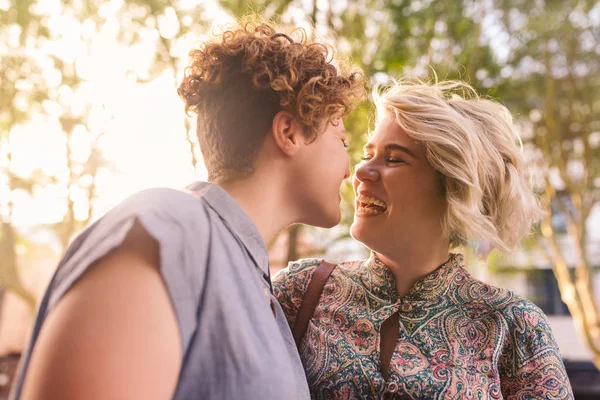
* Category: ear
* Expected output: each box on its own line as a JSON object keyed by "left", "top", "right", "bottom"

{"left": 271, "top": 111, "right": 303, "bottom": 156}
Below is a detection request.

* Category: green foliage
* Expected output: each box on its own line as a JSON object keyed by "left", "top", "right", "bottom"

{"left": 220, "top": 0, "right": 294, "bottom": 18}
{"left": 2, "top": 0, "right": 598, "bottom": 303}
{"left": 495, "top": 0, "right": 599, "bottom": 237}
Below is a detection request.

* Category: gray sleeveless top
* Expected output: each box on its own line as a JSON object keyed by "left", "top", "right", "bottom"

{"left": 11, "top": 181, "right": 310, "bottom": 400}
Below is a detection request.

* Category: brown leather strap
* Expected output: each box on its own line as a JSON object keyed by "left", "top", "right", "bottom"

{"left": 380, "top": 311, "right": 399, "bottom": 381}
{"left": 292, "top": 260, "right": 336, "bottom": 348}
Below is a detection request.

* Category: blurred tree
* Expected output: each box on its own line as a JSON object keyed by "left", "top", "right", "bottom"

{"left": 220, "top": 0, "right": 293, "bottom": 18}
{"left": 120, "top": 0, "right": 208, "bottom": 173}
{"left": 0, "top": 0, "right": 122, "bottom": 308}
{"left": 495, "top": 0, "right": 600, "bottom": 368}
{"left": 0, "top": 0, "right": 229, "bottom": 310}
{"left": 1, "top": 0, "right": 56, "bottom": 310}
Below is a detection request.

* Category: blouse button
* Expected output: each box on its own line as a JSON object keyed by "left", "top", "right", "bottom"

{"left": 386, "top": 381, "right": 399, "bottom": 393}
{"left": 400, "top": 302, "right": 413, "bottom": 312}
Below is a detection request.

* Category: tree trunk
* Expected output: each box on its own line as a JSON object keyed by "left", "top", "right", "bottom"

{"left": 541, "top": 189, "right": 600, "bottom": 369}
{"left": 286, "top": 225, "right": 302, "bottom": 264}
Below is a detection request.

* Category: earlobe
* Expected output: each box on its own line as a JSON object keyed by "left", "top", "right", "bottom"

{"left": 272, "top": 111, "right": 301, "bottom": 156}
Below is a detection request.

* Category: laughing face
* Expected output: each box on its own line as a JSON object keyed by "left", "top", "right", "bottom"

{"left": 350, "top": 113, "right": 447, "bottom": 257}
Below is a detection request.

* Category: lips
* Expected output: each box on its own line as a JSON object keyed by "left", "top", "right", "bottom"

{"left": 356, "top": 194, "right": 388, "bottom": 215}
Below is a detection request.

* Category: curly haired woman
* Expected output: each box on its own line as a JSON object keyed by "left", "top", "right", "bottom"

{"left": 274, "top": 80, "right": 574, "bottom": 399}
{"left": 12, "top": 18, "right": 363, "bottom": 400}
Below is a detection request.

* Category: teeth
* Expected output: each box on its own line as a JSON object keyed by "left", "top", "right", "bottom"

{"left": 357, "top": 205, "right": 384, "bottom": 215}
{"left": 356, "top": 194, "right": 388, "bottom": 209}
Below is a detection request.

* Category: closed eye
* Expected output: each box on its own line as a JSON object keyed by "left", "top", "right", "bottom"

{"left": 387, "top": 157, "right": 405, "bottom": 164}
{"left": 360, "top": 155, "right": 405, "bottom": 164}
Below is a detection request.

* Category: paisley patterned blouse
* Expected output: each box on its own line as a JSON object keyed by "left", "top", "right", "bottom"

{"left": 273, "top": 253, "right": 574, "bottom": 400}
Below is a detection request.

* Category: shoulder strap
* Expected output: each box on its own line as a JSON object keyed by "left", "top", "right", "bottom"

{"left": 292, "top": 260, "right": 336, "bottom": 348}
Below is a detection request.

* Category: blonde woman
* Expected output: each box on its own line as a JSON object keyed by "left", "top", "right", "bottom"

{"left": 273, "top": 81, "right": 574, "bottom": 399}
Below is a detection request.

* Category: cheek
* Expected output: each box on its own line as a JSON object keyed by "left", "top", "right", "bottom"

{"left": 335, "top": 142, "right": 348, "bottom": 164}
{"left": 331, "top": 145, "right": 349, "bottom": 177}
{"left": 386, "top": 171, "right": 429, "bottom": 206}
{"left": 421, "top": 171, "right": 445, "bottom": 204}
{"left": 402, "top": 173, "right": 444, "bottom": 212}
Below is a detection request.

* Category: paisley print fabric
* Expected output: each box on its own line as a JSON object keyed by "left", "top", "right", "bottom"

{"left": 273, "top": 253, "right": 574, "bottom": 399}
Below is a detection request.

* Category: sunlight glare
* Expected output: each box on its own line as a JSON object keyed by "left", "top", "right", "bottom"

{"left": 6, "top": 1, "right": 207, "bottom": 228}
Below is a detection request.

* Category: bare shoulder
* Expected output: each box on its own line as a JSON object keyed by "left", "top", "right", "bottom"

{"left": 20, "top": 220, "right": 182, "bottom": 400}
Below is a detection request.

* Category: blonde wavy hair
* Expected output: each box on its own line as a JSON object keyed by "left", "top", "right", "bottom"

{"left": 374, "top": 79, "right": 543, "bottom": 253}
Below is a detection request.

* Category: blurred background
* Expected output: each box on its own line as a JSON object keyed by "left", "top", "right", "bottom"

{"left": 0, "top": 0, "right": 599, "bottom": 397}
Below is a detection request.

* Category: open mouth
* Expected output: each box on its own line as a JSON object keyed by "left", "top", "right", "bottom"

{"left": 356, "top": 194, "right": 388, "bottom": 215}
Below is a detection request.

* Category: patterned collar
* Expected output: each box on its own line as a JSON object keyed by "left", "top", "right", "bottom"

{"left": 361, "top": 252, "right": 466, "bottom": 305}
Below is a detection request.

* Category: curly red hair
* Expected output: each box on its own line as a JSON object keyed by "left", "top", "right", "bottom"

{"left": 178, "top": 18, "right": 364, "bottom": 181}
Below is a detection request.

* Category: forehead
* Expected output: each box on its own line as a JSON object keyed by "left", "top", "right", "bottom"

{"left": 366, "top": 113, "right": 419, "bottom": 149}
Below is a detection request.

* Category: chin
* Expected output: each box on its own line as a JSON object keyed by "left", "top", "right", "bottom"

{"left": 322, "top": 212, "right": 342, "bottom": 228}
{"left": 350, "top": 221, "right": 368, "bottom": 243}
{"left": 351, "top": 220, "right": 383, "bottom": 251}
{"left": 307, "top": 209, "right": 341, "bottom": 229}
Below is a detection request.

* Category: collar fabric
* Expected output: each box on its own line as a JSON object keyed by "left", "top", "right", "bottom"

{"left": 361, "top": 252, "right": 465, "bottom": 307}
{"left": 186, "top": 181, "right": 270, "bottom": 278}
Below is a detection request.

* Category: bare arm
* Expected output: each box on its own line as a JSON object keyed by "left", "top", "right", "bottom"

{"left": 20, "top": 221, "right": 182, "bottom": 400}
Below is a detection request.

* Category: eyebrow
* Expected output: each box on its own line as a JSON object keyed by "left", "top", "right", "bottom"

{"left": 364, "top": 143, "right": 419, "bottom": 159}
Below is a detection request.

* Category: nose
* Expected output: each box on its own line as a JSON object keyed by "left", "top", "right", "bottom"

{"left": 354, "top": 161, "right": 380, "bottom": 183}
{"left": 344, "top": 165, "right": 351, "bottom": 180}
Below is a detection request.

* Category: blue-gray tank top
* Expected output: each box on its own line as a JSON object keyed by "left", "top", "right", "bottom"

{"left": 11, "top": 181, "right": 310, "bottom": 400}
